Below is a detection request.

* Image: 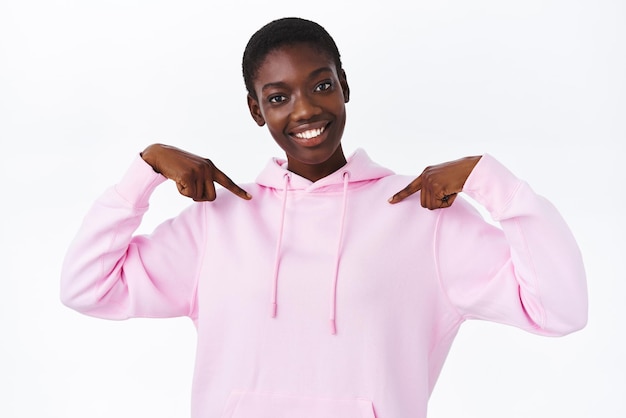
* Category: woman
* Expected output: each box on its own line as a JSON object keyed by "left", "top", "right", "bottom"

{"left": 61, "top": 17, "right": 587, "bottom": 418}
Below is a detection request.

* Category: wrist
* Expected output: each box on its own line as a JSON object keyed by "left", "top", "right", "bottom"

{"left": 140, "top": 144, "right": 163, "bottom": 174}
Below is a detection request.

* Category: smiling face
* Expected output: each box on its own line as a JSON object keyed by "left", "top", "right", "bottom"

{"left": 247, "top": 43, "right": 350, "bottom": 182}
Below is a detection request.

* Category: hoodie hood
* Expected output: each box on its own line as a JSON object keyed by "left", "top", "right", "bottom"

{"left": 254, "top": 148, "right": 394, "bottom": 334}
{"left": 255, "top": 148, "right": 394, "bottom": 192}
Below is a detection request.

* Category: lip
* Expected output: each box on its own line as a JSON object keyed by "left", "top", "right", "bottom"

{"left": 288, "top": 121, "right": 331, "bottom": 148}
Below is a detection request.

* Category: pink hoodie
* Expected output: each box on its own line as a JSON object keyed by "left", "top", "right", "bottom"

{"left": 61, "top": 149, "right": 587, "bottom": 418}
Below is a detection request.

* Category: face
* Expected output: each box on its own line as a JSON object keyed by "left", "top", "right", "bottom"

{"left": 247, "top": 43, "right": 350, "bottom": 181}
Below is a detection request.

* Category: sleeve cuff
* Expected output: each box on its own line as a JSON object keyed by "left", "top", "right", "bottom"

{"left": 462, "top": 154, "right": 524, "bottom": 220}
{"left": 114, "top": 154, "right": 168, "bottom": 208}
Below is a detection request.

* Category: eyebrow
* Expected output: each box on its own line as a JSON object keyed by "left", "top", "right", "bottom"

{"left": 261, "top": 66, "right": 334, "bottom": 92}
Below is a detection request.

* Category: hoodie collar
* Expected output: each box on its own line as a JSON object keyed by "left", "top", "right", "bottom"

{"left": 255, "top": 148, "right": 394, "bottom": 192}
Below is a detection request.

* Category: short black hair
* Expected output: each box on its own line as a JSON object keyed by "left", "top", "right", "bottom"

{"left": 242, "top": 17, "right": 343, "bottom": 99}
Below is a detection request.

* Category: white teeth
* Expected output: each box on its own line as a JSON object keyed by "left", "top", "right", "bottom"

{"left": 294, "top": 126, "right": 325, "bottom": 139}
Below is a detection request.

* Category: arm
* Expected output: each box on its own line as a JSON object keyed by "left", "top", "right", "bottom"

{"left": 60, "top": 145, "right": 252, "bottom": 319}
{"left": 60, "top": 156, "right": 204, "bottom": 319}
{"left": 436, "top": 155, "right": 588, "bottom": 335}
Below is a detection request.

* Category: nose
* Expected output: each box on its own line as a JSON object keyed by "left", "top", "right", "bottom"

{"left": 291, "top": 92, "right": 321, "bottom": 121}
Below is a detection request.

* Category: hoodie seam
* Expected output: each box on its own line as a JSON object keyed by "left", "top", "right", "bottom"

{"left": 432, "top": 209, "right": 465, "bottom": 321}
{"left": 467, "top": 180, "right": 523, "bottom": 221}
{"left": 112, "top": 172, "right": 163, "bottom": 210}
{"left": 267, "top": 180, "right": 377, "bottom": 196}
{"left": 429, "top": 208, "right": 465, "bottom": 361}
{"left": 493, "top": 180, "right": 523, "bottom": 220}
{"left": 512, "top": 217, "right": 547, "bottom": 329}
{"left": 92, "top": 201, "right": 144, "bottom": 318}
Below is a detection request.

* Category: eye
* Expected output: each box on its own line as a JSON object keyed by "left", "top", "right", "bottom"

{"left": 268, "top": 95, "right": 287, "bottom": 104}
{"left": 314, "top": 81, "right": 332, "bottom": 92}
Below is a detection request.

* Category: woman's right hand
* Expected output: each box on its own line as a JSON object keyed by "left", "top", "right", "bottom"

{"left": 141, "top": 144, "right": 252, "bottom": 202}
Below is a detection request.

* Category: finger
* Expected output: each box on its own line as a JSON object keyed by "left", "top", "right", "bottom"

{"left": 422, "top": 182, "right": 430, "bottom": 209}
{"left": 434, "top": 192, "right": 458, "bottom": 210}
{"left": 443, "top": 192, "right": 458, "bottom": 207}
{"left": 190, "top": 177, "right": 212, "bottom": 202}
{"left": 426, "top": 193, "right": 445, "bottom": 210}
{"left": 195, "top": 176, "right": 208, "bottom": 201}
{"left": 212, "top": 165, "right": 252, "bottom": 200}
{"left": 177, "top": 179, "right": 195, "bottom": 199}
{"left": 202, "top": 179, "right": 217, "bottom": 202}
{"left": 388, "top": 175, "right": 422, "bottom": 204}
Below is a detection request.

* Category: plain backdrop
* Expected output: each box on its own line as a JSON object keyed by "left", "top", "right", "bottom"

{"left": 0, "top": 0, "right": 624, "bottom": 417}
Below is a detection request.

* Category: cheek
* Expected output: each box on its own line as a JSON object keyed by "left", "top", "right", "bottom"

{"left": 263, "top": 114, "right": 290, "bottom": 143}
{"left": 261, "top": 107, "right": 287, "bottom": 129}
{"left": 265, "top": 117, "right": 286, "bottom": 135}
{"left": 326, "top": 93, "right": 347, "bottom": 114}
{"left": 331, "top": 104, "right": 347, "bottom": 124}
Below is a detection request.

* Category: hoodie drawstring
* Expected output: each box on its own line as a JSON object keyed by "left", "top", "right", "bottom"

{"left": 270, "top": 171, "right": 350, "bottom": 335}
{"left": 329, "top": 171, "right": 350, "bottom": 334}
{"left": 270, "top": 173, "right": 290, "bottom": 318}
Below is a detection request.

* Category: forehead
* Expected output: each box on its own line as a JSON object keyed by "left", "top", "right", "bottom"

{"left": 254, "top": 43, "right": 337, "bottom": 86}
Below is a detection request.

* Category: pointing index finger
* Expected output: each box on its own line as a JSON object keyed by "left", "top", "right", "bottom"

{"left": 212, "top": 165, "right": 252, "bottom": 200}
{"left": 388, "top": 175, "right": 422, "bottom": 204}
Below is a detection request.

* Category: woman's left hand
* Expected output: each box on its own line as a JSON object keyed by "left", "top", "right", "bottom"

{"left": 388, "top": 156, "right": 482, "bottom": 209}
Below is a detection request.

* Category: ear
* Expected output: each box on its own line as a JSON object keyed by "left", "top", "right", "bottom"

{"left": 247, "top": 94, "right": 266, "bottom": 126}
{"left": 339, "top": 69, "right": 350, "bottom": 103}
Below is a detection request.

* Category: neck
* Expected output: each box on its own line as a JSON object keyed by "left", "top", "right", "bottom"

{"left": 286, "top": 146, "right": 347, "bottom": 182}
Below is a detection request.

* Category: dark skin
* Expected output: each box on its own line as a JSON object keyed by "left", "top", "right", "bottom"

{"left": 141, "top": 43, "right": 481, "bottom": 209}
{"left": 141, "top": 143, "right": 252, "bottom": 202}
{"left": 246, "top": 44, "right": 349, "bottom": 182}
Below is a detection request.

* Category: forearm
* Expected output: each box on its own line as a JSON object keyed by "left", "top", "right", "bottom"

{"left": 464, "top": 155, "right": 588, "bottom": 334}
{"left": 60, "top": 156, "right": 166, "bottom": 318}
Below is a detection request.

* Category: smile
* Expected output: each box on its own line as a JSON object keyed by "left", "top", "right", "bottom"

{"left": 292, "top": 126, "right": 326, "bottom": 140}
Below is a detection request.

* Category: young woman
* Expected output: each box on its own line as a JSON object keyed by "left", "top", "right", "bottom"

{"left": 61, "top": 17, "right": 588, "bottom": 418}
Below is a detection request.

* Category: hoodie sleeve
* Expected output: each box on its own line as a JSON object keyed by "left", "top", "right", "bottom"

{"left": 435, "top": 154, "right": 588, "bottom": 336}
{"left": 60, "top": 155, "right": 204, "bottom": 320}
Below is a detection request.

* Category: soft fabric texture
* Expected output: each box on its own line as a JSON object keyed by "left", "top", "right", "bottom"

{"left": 61, "top": 149, "right": 587, "bottom": 418}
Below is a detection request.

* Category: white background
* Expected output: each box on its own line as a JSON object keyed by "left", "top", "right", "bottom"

{"left": 1, "top": 0, "right": 624, "bottom": 417}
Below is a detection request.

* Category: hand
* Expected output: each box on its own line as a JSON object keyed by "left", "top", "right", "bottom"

{"left": 141, "top": 144, "right": 252, "bottom": 202}
{"left": 388, "top": 156, "right": 481, "bottom": 209}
